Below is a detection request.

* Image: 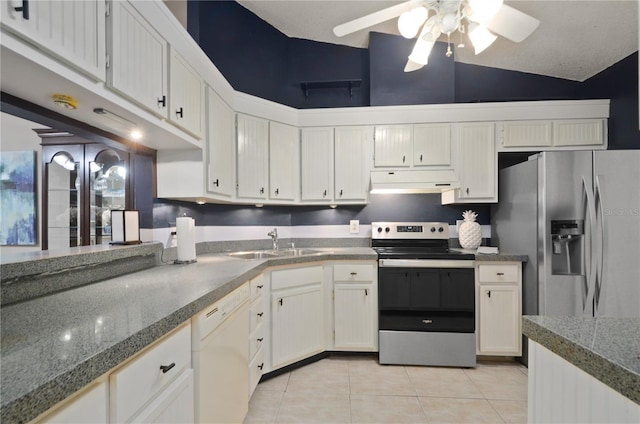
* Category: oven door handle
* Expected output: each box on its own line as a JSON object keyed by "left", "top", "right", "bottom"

{"left": 378, "top": 259, "right": 475, "bottom": 268}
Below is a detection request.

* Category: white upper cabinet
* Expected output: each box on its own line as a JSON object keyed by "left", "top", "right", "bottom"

{"left": 107, "top": 1, "right": 168, "bottom": 118}
{"left": 236, "top": 114, "right": 269, "bottom": 200}
{"left": 169, "top": 49, "right": 205, "bottom": 138}
{"left": 1, "top": 0, "right": 106, "bottom": 81}
{"left": 553, "top": 119, "right": 605, "bottom": 146}
{"left": 500, "top": 120, "right": 553, "bottom": 148}
{"left": 413, "top": 123, "right": 452, "bottom": 167}
{"left": 301, "top": 128, "right": 334, "bottom": 202}
{"left": 498, "top": 119, "right": 606, "bottom": 151}
{"left": 269, "top": 122, "right": 299, "bottom": 201}
{"left": 334, "top": 126, "right": 373, "bottom": 202}
{"left": 207, "top": 88, "right": 235, "bottom": 198}
{"left": 442, "top": 122, "right": 497, "bottom": 204}
{"left": 374, "top": 125, "right": 412, "bottom": 167}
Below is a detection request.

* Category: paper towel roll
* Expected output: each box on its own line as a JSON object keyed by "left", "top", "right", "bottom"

{"left": 176, "top": 217, "right": 196, "bottom": 262}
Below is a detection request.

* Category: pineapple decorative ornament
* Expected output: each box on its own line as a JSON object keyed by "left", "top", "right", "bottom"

{"left": 459, "top": 210, "right": 482, "bottom": 250}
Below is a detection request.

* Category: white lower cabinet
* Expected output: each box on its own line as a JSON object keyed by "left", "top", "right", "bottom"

{"left": 332, "top": 263, "right": 378, "bottom": 351}
{"left": 476, "top": 262, "right": 522, "bottom": 356}
{"left": 271, "top": 266, "right": 324, "bottom": 369}
{"left": 40, "top": 381, "right": 108, "bottom": 423}
{"left": 528, "top": 341, "right": 640, "bottom": 423}
{"left": 110, "top": 322, "right": 193, "bottom": 423}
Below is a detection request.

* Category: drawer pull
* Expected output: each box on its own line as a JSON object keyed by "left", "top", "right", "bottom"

{"left": 258, "top": 363, "right": 264, "bottom": 370}
{"left": 160, "top": 362, "right": 176, "bottom": 374}
{"left": 257, "top": 285, "right": 264, "bottom": 289}
{"left": 257, "top": 312, "right": 264, "bottom": 317}
{"left": 350, "top": 272, "right": 358, "bottom": 276}
{"left": 365, "top": 288, "right": 368, "bottom": 296}
{"left": 496, "top": 272, "right": 505, "bottom": 276}
{"left": 257, "top": 338, "right": 264, "bottom": 342}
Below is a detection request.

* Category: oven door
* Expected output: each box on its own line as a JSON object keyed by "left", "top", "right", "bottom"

{"left": 378, "top": 259, "right": 475, "bottom": 333}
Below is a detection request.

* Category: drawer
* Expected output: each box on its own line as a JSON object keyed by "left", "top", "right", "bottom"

{"left": 272, "top": 266, "right": 323, "bottom": 291}
{"left": 478, "top": 263, "right": 519, "bottom": 283}
{"left": 250, "top": 298, "right": 264, "bottom": 333}
{"left": 250, "top": 274, "right": 265, "bottom": 301}
{"left": 110, "top": 323, "right": 191, "bottom": 423}
{"left": 249, "top": 325, "right": 264, "bottom": 360}
{"left": 334, "top": 264, "right": 374, "bottom": 282}
{"left": 249, "top": 348, "right": 265, "bottom": 398}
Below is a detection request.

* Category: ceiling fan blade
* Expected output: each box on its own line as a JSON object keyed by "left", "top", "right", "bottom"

{"left": 333, "top": 0, "right": 421, "bottom": 37}
{"left": 485, "top": 4, "right": 540, "bottom": 43}
{"left": 404, "top": 59, "right": 424, "bottom": 72}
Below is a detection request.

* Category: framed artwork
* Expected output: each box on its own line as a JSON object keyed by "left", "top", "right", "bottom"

{"left": 0, "top": 151, "right": 37, "bottom": 245}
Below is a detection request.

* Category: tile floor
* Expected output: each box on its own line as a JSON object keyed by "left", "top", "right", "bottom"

{"left": 244, "top": 355, "right": 528, "bottom": 424}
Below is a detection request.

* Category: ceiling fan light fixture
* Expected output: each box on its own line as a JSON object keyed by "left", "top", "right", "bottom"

{"left": 408, "top": 36, "right": 435, "bottom": 66}
{"left": 467, "top": 0, "right": 503, "bottom": 23}
{"left": 469, "top": 23, "right": 498, "bottom": 55}
{"left": 398, "top": 7, "right": 428, "bottom": 39}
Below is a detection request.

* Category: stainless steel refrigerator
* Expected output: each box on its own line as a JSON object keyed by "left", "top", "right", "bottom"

{"left": 492, "top": 150, "right": 640, "bottom": 331}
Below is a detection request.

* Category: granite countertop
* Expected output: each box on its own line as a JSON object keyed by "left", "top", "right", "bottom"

{"left": 0, "top": 247, "right": 377, "bottom": 423}
{"left": 523, "top": 315, "right": 640, "bottom": 405}
{"left": 451, "top": 248, "right": 528, "bottom": 263}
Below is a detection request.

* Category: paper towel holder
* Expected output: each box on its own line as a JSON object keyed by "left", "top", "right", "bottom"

{"left": 174, "top": 214, "right": 197, "bottom": 265}
{"left": 110, "top": 210, "right": 142, "bottom": 245}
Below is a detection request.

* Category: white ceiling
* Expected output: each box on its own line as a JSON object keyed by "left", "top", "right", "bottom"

{"left": 238, "top": 0, "right": 639, "bottom": 82}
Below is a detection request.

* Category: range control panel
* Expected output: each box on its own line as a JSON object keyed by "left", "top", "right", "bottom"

{"left": 371, "top": 222, "right": 450, "bottom": 240}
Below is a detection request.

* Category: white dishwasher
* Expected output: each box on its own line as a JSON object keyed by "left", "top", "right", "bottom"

{"left": 192, "top": 283, "right": 250, "bottom": 423}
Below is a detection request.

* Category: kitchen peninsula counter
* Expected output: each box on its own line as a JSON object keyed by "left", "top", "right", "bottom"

{"left": 523, "top": 315, "right": 640, "bottom": 405}
{"left": 0, "top": 247, "right": 376, "bottom": 423}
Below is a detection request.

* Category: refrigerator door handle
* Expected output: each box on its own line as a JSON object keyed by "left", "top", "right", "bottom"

{"left": 594, "top": 175, "right": 606, "bottom": 315}
{"left": 582, "top": 177, "right": 597, "bottom": 315}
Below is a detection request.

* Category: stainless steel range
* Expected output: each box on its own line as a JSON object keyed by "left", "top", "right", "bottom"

{"left": 372, "top": 222, "right": 476, "bottom": 367}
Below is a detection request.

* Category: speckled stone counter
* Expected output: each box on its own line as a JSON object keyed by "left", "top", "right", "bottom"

{"left": 450, "top": 247, "right": 528, "bottom": 262}
{"left": 0, "top": 247, "right": 377, "bottom": 423}
{"left": 523, "top": 316, "right": 640, "bottom": 405}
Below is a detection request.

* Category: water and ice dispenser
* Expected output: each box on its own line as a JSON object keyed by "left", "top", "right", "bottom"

{"left": 550, "top": 220, "right": 584, "bottom": 275}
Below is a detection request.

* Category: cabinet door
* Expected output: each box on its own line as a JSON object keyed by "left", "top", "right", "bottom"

{"left": 169, "top": 49, "right": 205, "bottom": 138}
{"left": 334, "top": 283, "right": 376, "bottom": 350}
{"left": 300, "top": 127, "right": 333, "bottom": 201}
{"left": 479, "top": 284, "right": 520, "bottom": 354}
{"left": 500, "top": 121, "right": 552, "bottom": 148}
{"left": 413, "top": 123, "right": 451, "bottom": 166}
{"left": 236, "top": 114, "right": 269, "bottom": 199}
{"left": 132, "top": 370, "right": 194, "bottom": 424}
{"left": 444, "top": 122, "right": 496, "bottom": 203}
{"left": 41, "top": 381, "right": 108, "bottom": 423}
{"left": 1, "top": 0, "right": 106, "bottom": 81}
{"left": 553, "top": 119, "right": 605, "bottom": 146}
{"left": 334, "top": 126, "right": 372, "bottom": 202}
{"left": 108, "top": 1, "right": 168, "bottom": 118}
{"left": 207, "top": 88, "right": 235, "bottom": 198}
{"left": 269, "top": 122, "right": 299, "bottom": 201}
{"left": 374, "top": 125, "right": 412, "bottom": 167}
{"left": 271, "top": 284, "right": 324, "bottom": 368}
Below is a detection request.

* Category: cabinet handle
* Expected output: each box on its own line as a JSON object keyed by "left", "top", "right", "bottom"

{"left": 323, "top": 189, "right": 327, "bottom": 197}
{"left": 257, "top": 285, "right": 264, "bottom": 289}
{"left": 260, "top": 187, "right": 264, "bottom": 194}
{"left": 176, "top": 107, "right": 183, "bottom": 118}
{"left": 257, "top": 338, "right": 264, "bottom": 342}
{"left": 14, "top": 0, "right": 29, "bottom": 19}
{"left": 257, "top": 312, "right": 264, "bottom": 317}
{"left": 339, "top": 189, "right": 343, "bottom": 197}
{"left": 278, "top": 298, "right": 283, "bottom": 306}
{"left": 212, "top": 179, "right": 219, "bottom": 187}
{"left": 275, "top": 188, "right": 279, "bottom": 196}
{"left": 350, "top": 272, "right": 357, "bottom": 275}
{"left": 159, "top": 362, "right": 176, "bottom": 374}
{"left": 402, "top": 155, "right": 406, "bottom": 163}
{"left": 157, "top": 95, "right": 166, "bottom": 108}
{"left": 365, "top": 288, "right": 368, "bottom": 296}
{"left": 465, "top": 187, "right": 470, "bottom": 195}
{"left": 496, "top": 272, "right": 504, "bottom": 276}
{"left": 420, "top": 154, "right": 423, "bottom": 162}
{"left": 487, "top": 290, "right": 491, "bottom": 298}
{"left": 258, "top": 363, "right": 264, "bottom": 370}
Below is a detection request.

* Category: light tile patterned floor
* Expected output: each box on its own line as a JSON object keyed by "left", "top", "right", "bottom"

{"left": 245, "top": 355, "right": 528, "bottom": 424}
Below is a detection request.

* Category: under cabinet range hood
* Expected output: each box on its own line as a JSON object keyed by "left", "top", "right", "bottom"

{"left": 370, "top": 170, "right": 461, "bottom": 194}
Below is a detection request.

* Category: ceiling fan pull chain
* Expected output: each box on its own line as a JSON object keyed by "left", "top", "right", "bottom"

{"left": 446, "top": 33, "right": 453, "bottom": 57}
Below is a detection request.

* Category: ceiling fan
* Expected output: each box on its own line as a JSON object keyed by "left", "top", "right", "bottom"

{"left": 333, "top": 0, "right": 540, "bottom": 72}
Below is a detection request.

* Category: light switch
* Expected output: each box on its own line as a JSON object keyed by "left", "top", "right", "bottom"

{"left": 350, "top": 220, "right": 360, "bottom": 234}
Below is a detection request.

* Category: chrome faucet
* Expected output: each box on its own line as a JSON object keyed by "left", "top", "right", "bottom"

{"left": 267, "top": 228, "right": 279, "bottom": 250}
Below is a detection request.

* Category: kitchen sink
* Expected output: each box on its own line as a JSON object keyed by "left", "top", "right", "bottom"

{"left": 274, "top": 248, "right": 323, "bottom": 257}
{"left": 226, "top": 250, "right": 280, "bottom": 260}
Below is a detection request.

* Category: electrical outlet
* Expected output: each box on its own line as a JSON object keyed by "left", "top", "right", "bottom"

{"left": 350, "top": 220, "right": 360, "bottom": 234}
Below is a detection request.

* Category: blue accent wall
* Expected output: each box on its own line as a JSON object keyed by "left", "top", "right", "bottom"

{"left": 153, "top": 195, "right": 490, "bottom": 228}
